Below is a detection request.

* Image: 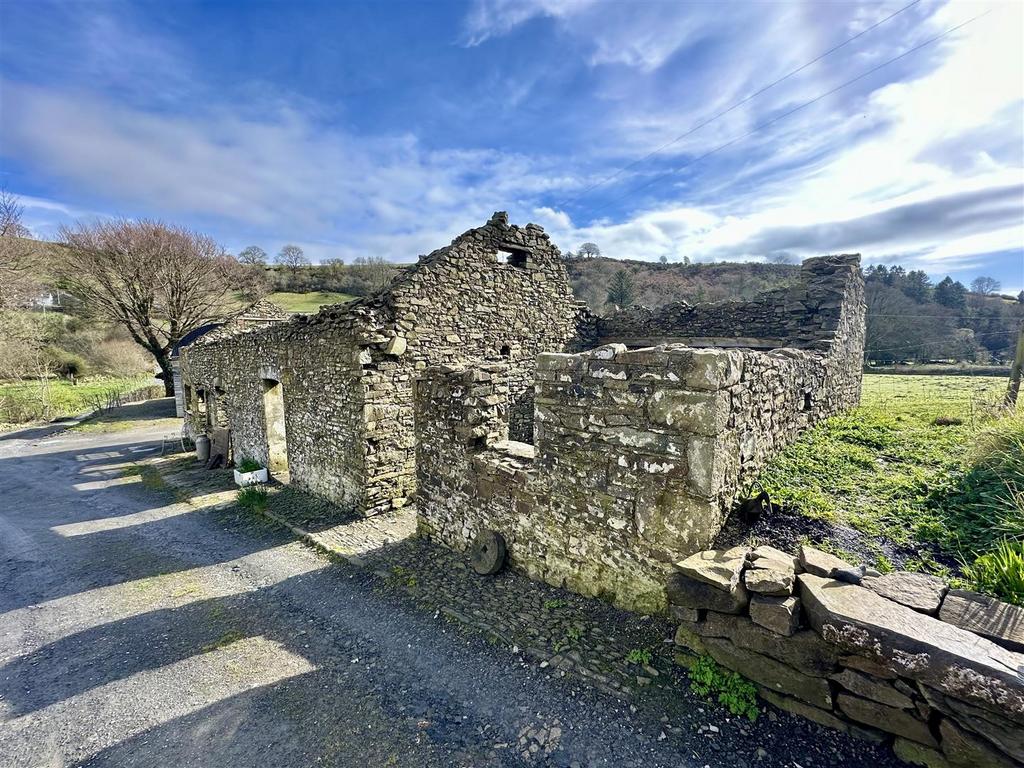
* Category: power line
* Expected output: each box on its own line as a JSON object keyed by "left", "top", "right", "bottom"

{"left": 868, "top": 314, "right": 1019, "bottom": 320}
{"left": 583, "top": 9, "right": 990, "bottom": 218}
{"left": 560, "top": 0, "right": 923, "bottom": 207}
{"left": 867, "top": 330, "right": 1011, "bottom": 354}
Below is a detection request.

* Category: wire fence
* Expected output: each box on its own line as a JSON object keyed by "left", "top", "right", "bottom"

{"left": 861, "top": 369, "right": 1011, "bottom": 428}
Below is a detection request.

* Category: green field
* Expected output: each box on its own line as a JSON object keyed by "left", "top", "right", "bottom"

{"left": 0, "top": 376, "right": 158, "bottom": 430}
{"left": 759, "top": 374, "right": 1021, "bottom": 600}
{"left": 266, "top": 291, "right": 354, "bottom": 313}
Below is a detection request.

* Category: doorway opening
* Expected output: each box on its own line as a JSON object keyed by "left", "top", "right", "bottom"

{"left": 262, "top": 378, "right": 289, "bottom": 477}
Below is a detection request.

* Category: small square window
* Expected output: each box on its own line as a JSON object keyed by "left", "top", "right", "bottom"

{"left": 496, "top": 247, "right": 529, "bottom": 269}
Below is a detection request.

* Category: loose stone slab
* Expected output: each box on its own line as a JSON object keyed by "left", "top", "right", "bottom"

{"left": 862, "top": 571, "right": 947, "bottom": 615}
{"left": 798, "top": 574, "right": 1024, "bottom": 722}
{"left": 674, "top": 546, "right": 749, "bottom": 591}
{"left": 799, "top": 545, "right": 852, "bottom": 578}
{"left": 893, "top": 738, "right": 952, "bottom": 768}
{"left": 752, "top": 545, "right": 800, "bottom": 572}
{"left": 939, "top": 589, "right": 1024, "bottom": 653}
{"left": 703, "top": 636, "right": 833, "bottom": 709}
{"left": 697, "top": 612, "right": 838, "bottom": 675}
{"left": 665, "top": 571, "right": 749, "bottom": 614}
{"left": 921, "top": 685, "right": 1024, "bottom": 763}
{"left": 745, "top": 566, "right": 795, "bottom": 596}
{"left": 750, "top": 595, "right": 801, "bottom": 636}
{"left": 829, "top": 668, "right": 914, "bottom": 709}
{"left": 836, "top": 693, "right": 938, "bottom": 746}
{"left": 759, "top": 688, "right": 848, "bottom": 732}
{"left": 938, "top": 718, "right": 1017, "bottom": 768}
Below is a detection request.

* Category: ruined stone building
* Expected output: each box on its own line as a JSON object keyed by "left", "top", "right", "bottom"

{"left": 180, "top": 213, "right": 865, "bottom": 613}
{"left": 180, "top": 213, "right": 588, "bottom": 513}
{"left": 172, "top": 299, "right": 292, "bottom": 418}
{"left": 415, "top": 254, "right": 865, "bottom": 612}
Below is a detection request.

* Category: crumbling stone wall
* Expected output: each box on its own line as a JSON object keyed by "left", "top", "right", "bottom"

{"left": 668, "top": 545, "right": 1024, "bottom": 768}
{"left": 415, "top": 255, "right": 866, "bottom": 613}
{"left": 181, "top": 213, "right": 588, "bottom": 514}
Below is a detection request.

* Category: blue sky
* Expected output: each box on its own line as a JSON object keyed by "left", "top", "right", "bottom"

{"left": 1, "top": 0, "right": 1021, "bottom": 293}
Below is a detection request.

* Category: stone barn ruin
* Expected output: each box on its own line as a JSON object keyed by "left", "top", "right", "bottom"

{"left": 180, "top": 213, "right": 590, "bottom": 514}
{"left": 414, "top": 253, "right": 865, "bottom": 612}
{"left": 181, "top": 213, "right": 865, "bottom": 612}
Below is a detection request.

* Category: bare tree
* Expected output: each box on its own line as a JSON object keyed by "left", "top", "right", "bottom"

{"left": 277, "top": 244, "right": 309, "bottom": 276}
{"left": 0, "top": 189, "right": 31, "bottom": 237}
{"left": 578, "top": 242, "right": 601, "bottom": 259}
{"left": 352, "top": 255, "right": 397, "bottom": 292}
{"left": 970, "top": 276, "right": 1001, "bottom": 296}
{"left": 0, "top": 189, "right": 42, "bottom": 309}
{"left": 58, "top": 220, "right": 236, "bottom": 396}
{"left": 768, "top": 251, "right": 797, "bottom": 265}
{"left": 238, "top": 245, "right": 268, "bottom": 266}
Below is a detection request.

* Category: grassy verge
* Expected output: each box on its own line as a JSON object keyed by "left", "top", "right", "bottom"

{"left": 266, "top": 291, "right": 354, "bottom": 313}
{"left": 759, "top": 375, "right": 1022, "bottom": 601}
{"left": 0, "top": 375, "right": 157, "bottom": 429}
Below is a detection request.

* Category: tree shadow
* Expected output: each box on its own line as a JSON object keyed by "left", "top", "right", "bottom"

{"left": 0, "top": 438, "right": 296, "bottom": 613}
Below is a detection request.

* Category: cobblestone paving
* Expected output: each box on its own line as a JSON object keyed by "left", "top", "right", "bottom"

{"left": 145, "top": 452, "right": 909, "bottom": 768}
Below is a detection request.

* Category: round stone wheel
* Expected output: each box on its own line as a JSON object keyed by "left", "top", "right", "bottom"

{"left": 469, "top": 530, "right": 507, "bottom": 575}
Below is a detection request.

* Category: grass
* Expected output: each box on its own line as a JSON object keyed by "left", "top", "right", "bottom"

{"left": 0, "top": 375, "right": 156, "bottom": 428}
{"left": 760, "top": 374, "right": 1023, "bottom": 601}
{"left": 962, "top": 539, "right": 1024, "bottom": 605}
{"left": 266, "top": 291, "right": 354, "bottom": 313}
{"left": 237, "top": 485, "right": 269, "bottom": 513}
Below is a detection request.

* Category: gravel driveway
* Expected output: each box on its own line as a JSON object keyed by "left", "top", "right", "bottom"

{"left": 0, "top": 404, "right": 909, "bottom": 768}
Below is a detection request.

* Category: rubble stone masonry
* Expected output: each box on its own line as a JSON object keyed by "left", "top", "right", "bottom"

{"left": 415, "top": 255, "right": 866, "bottom": 613}
{"left": 181, "top": 213, "right": 589, "bottom": 514}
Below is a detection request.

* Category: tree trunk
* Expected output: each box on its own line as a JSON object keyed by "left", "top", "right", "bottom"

{"left": 155, "top": 350, "right": 175, "bottom": 397}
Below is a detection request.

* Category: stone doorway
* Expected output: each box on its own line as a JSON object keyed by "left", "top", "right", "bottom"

{"left": 262, "top": 378, "right": 289, "bottom": 477}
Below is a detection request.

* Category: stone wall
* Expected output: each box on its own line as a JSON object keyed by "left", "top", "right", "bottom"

{"left": 668, "top": 545, "right": 1024, "bottom": 768}
{"left": 181, "top": 213, "right": 587, "bottom": 514}
{"left": 415, "top": 254, "right": 866, "bottom": 613}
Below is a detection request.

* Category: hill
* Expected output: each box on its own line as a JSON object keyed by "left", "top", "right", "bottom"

{"left": 566, "top": 257, "right": 797, "bottom": 311}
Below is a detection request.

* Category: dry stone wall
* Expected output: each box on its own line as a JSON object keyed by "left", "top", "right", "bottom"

{"left": 415, "top": 255, "right": 865, "bottom": 613}
{"left": 668, "top": 545, "right": 1024, "bottom": 768}
{"left": 181, "top": 213, "right": 588, "bottom": 514}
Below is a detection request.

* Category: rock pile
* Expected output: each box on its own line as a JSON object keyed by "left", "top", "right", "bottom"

{"left": 668, "top": 545, "right": 1024, "bottom": 767}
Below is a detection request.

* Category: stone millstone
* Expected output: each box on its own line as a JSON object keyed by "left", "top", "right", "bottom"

{"left": 469, "top": 529, "right": 507, "bottom": 575}
{"left": 862, "top": 571, "right": 947, "bottom": 615}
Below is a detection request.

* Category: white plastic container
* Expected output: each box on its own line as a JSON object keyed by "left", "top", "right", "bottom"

{"left": 234, "top": 467, "right": 269, "bottom": 487}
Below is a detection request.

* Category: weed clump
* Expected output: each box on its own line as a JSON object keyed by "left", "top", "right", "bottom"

{"left": 963, "top": 539, "right": 1024, "bottom": 606}
{"left": 625, "top": 647, "right": 652, "bottom": 665}
{"left": 688, "top": 655, "right": 759, "bottom": 721}
{"left": 237, "top": 484, "right": 269, "bottom": 513}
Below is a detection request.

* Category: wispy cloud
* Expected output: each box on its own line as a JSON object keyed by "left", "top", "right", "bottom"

{"left": 0, "top": 0, "right": 1020, "bottom": 293}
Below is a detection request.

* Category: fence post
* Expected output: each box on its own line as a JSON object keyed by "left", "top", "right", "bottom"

{"left": 1006, "top": 323, "right": 1024, "bottom": 409}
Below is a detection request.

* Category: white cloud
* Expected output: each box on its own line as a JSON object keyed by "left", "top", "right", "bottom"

{"left": 0, "top": 80, "right": 583, "bottom": 259}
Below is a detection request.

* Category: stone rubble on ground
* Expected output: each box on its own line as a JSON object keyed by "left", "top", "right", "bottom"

{"left": 668, "top": 543, "right": 1024, "bottom": 768}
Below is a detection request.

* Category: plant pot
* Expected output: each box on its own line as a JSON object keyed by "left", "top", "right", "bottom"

{"left": 234, "top": 467, "right": 269, "bottom": 487}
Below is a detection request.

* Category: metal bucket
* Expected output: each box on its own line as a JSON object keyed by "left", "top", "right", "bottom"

{"left": 195, "top": 434, "right": 211, "bottom": 462}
